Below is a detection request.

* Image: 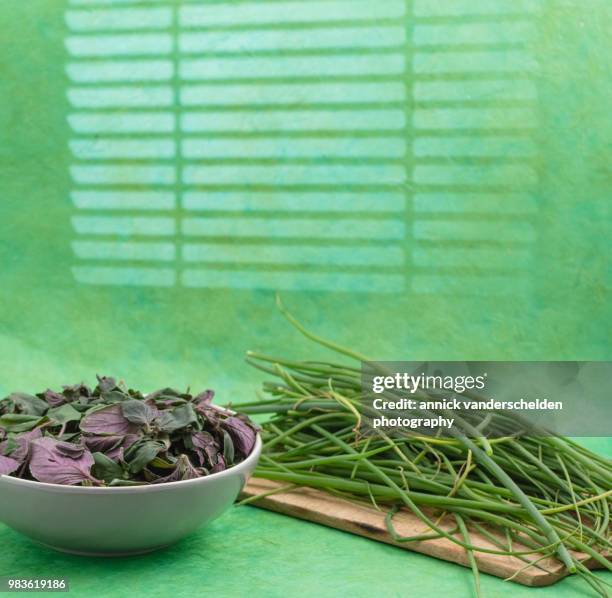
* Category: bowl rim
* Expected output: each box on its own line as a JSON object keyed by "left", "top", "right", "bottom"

{"left": 0, "top": 434, "right": 261, "bottom": 494}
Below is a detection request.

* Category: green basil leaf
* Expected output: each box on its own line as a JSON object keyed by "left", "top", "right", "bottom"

{"left": 149, "top": 456, "right": 177, "bottom": 469}
{"left": 156, "top": 403, "right": 198, "bottom": 433}
{"left": 47, "top": 403, "right": 81, "bottom": 426}
{"left": 223, "top": 430, "right": 235, "bottom": 466}
{"left": 92, "top": 452, "right": 124, "bottom": 484}
{"left": 1, "top": 437, "right": 18, "bottom": 456}
{"left": 125, "top": 440, "right": 165, "bottom": 474}
{"left": 5, "top": 393, "right": 49, "bottom": 416}
{"left": 121, "top": 400, "right": 157, "bottom": 426}
{"left": 108, "top": 479, "right": 149, "bottom": 487}
{"left": 100, "top": 390, "right": 130, "bottom": 403}
{"left": 0, "top": 414, "right": 47, "bottom": 433}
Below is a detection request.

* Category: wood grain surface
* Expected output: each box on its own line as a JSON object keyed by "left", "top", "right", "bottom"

{"left": 242, "top": 478, "right": 604, "bottom": 587}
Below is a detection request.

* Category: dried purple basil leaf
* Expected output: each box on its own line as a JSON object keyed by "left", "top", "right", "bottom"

{"left": 83, "top": 435, "right": 121, "bottom": 454}
{"left": 176, "top": 454, "right": 201, "bottom": 480}
{"left": 83, "top": 434, "right": 139, "bottom": 460}
{"left": 121, "top": 399, "right": 158, "bottom": 426}
{"left": 55, "top": 442, "right": 87, "bottom": 459}
{"left": 194, "top": 404, "right": 222, "bottom": 427}
{"left": 152, "top": 454, "right": 200, "bottom": 484}
{"left": 8, "top": 428, "right": 42, "bottom": 464}
{"left": 190, "top": 431, "right": 222, "bottom": 468}
{"left": 95, "top": 375, "right": 117, "bottom": 394}
{"left": 193, "top": 390, "right": 214, "bottom": 407}
{"left": 0, "top": 454, "right": 20, "bottom": 475}
{"left": 80, "top": 404, "right": 138, "bottom": 435}
{"left": 29, "top": 437, "right": 97, "bottom": 486}
{"left": 38, "top": 389, "right": 67, "bottom": 407}
{"left": 190, "top": 431, "right": 215, "bottom": 449}
{"left": 210, "top": 454, "right": 225, "bottom": 474}
{"left": 222, "top": 416, "right": 256, "bottom": 458}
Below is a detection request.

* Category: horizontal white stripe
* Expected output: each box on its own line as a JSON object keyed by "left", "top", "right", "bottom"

{"left": 181, "top": 81, "right": 405, "bottom": 105}
{"left": 414, "top": 0, "right": 541, "bottom": 17}
{"left": 183, "top": 243, "right": 404, "bottom": 266}
{"left": 413, "top": 247, "right": 530, "bottom": 268}
{"left": 413, "top": 164, "right": 537, "bottom": 186}
{"left": 414, "top": 21, "right": 536, "bottom": 46}
{"left": 413, "top": 221, "right": 535, "bottom": 242}
{"left": 182, "top": 217, "right": 405, "bottom": 240}
{"left": 414, "top": 51, "right": 537, "bottom": 74}
{"left": 182, "top": 109, "right": 405, "bottom": 132}
{"left": 183, "top": 191, "right": 405, "bottom": 213}
{"left": 66, "top": 8, "right": 172, "bottom": 31}
{"left": 71, "top": 190, "right": 175, "bottom": 210}
{"left": 68, "top": 112, "right": 175, "bottom": 133}
{"left": 182, "top": 269, "right": 404, "bottom": 293}
{"left": 73, "top": 266, "right": 175, "bottom": 286}
{"left": 72, "top": 240, "right": 175, "bottom": 261}
{"left": 180, "top": 54, "right": 405, "bottom": 80}
{"left": 70, "top": 165, "right": 175, "bottom": 186}
{"left": 412, "top": 274, "right": 528, "bottom": 295}
{"left": 182, "top": 137, "right": 406, "bottom": 159}
{"left": 413, "top": 193, "right": 537, "bottom": 214}
{"left": 67, "top": 86, "right": 173, "bottom": 108}
{"left": 182, "top": 164, "right": 406, "bottom": 185}
{"left": 414, "top": 136, "right": 536, "bottom": 158}
{"left": 72, "top": 216, "right": 175, "bottom": 236}
{"left": 413, "top": 79, "right": 537, "bottom": 102}
{"left": 66, "top": 60, "right": 173, "bottom": 82}
{"left": 70, "top": 165, "right": 176, "bottom": 185}
{"left": 180, "top": 1, "right": 406, "bottom": 27}
{"left": 179, "top": 26, "right": 405, "bottom": 53}
{"left": 66, "top": 33, "right": 172, "bottom": 56}
{"left": 414, "top": 108, "right": 537, "bottom": 130}
{"left": 70, "top": 138, "right": 176, "bottom": 159}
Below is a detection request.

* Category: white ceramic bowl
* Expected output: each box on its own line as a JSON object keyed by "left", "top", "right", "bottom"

{"left": 0, "top": 435, "right": 261, "bottom": 556}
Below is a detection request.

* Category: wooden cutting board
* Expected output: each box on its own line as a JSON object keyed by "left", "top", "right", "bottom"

{"left": 242, "top": 478, "right": 604, "bottom": 587}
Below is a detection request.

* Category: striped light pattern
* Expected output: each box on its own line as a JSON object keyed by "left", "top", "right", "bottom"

{"left": 410, "top": 0, "right": 540, "bottom": 294}
{"left": 65, "top": 0, "right": 540, "bottom": 294}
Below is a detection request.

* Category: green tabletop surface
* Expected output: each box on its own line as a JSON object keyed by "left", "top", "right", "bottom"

{"left": 1, "top": 0, "right": 610, "bottom": 596}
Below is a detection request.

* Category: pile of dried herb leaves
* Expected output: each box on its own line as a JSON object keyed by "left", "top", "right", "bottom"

{"left": 0, "top": 376, "right": 259, "bottom": 486}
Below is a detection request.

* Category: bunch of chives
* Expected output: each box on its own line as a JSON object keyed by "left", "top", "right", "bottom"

{"left": 233, "top": 299, "right": 612, "bottom": 598}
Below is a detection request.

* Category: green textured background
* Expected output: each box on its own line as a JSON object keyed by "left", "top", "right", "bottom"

{"left": 0, "top": 0, "right": 610, "bottom": 596}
